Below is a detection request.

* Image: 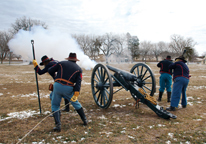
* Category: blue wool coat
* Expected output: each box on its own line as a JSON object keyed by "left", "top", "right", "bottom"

{"left": 48, "top": 60, "right": 82, "bottom": 92}
{"left": 157, "top": 59, "right": 173, "bottom": 75}
{"left": 169, "top": 61, "right": 190, "bottom": 80}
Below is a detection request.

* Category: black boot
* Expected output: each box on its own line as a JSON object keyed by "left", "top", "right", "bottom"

{"left": 76, "top": 107, "right": 88, "bottom": 126}
{"left": 53, "top": 111, "right": 61, "bottom": 132}
{"left": 167, "top": 92, "right": 171, "bottom": 102}
{"left": 166, "top": 106, "right": 176, "bottom": 111}
{"left": 62, "top": 99, "right": 70, "bottom": 112}
{"left": 158, "top": 91, "right": 163, "bottom": 101}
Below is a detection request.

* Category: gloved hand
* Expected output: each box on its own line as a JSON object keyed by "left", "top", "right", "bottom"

{"left": 33, "top": 60, "right": 38, "bottom": 67}
{"left": 70, "top": 91, "right": 79, "bottom": 102}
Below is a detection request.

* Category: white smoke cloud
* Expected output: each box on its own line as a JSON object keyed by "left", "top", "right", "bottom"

{"left": 8, "top": 26, "right": 96, "bottom": 70}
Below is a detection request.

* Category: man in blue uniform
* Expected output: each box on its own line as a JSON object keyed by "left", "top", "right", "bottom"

{"left": 48, "top": 52, "right": 88, "bottom": 132}
{"left": 166, "top": 55, "right": 190, "bottom": 111}
{"left": 32, "top": 55, "right": 70, "bottom": 112}
{"left": 157, "top": 55, "right": 173, "bottom": 102}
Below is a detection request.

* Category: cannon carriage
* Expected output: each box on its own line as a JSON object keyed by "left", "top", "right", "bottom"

{"left": 91, "top": 63, "right": 177, "bottom": 119}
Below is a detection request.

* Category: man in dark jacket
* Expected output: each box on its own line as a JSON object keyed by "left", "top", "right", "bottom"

{"left": 48, "top": 52, "right": 88, "bottom": 132}
{"left": 157, "top": 55, "right": 173, "bottom": 102}
{"left": 32, "top": 55, "right": 70, "bottom": 112}
{"left": 166, "top": 55, "right": 190, "bottom": 111}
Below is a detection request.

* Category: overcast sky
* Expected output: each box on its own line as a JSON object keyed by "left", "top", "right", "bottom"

{"left": 0, "top": 0, "right": 206, "bottom": 55}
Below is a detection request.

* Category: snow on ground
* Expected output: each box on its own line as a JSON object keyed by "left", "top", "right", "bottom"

{"left": 11, "top": 92, "right": 50, "bottom": 99}
{"left": 0, "top": 93, "right": 3, "bottom": 96}
{"left": 0, "top": 110, "right": 50, "bottom": 121}
{"left": 82, "top": 80, "right": 91, "bottom": 85}
{"left": 188, "top": 85, "right": 206, "bottom": 90}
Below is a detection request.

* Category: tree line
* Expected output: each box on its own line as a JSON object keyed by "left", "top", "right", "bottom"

{"left": 0, "top": 16, "right": 199, "bottom": 64}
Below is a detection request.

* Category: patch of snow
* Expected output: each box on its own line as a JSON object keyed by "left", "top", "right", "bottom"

{"left": 187, "top": 97, "right": 194, "bottom": 100}
{"left": 165, "top": 140, "right": 171, "bottom": 144}
{"left": 148, "top": 125, "right": 154, "bottom": 129}
{"left": 113, "top": 104, "right": 120, "bottom": 107}
{"left": 56, "top": 136, "right": 62, "bottom": 139}
{"left": 157, "top": 124, "right": 165, "bottom": 127}
{"left": 82, "top": 80, "right": 91, "bottom": 85}
{"left": 80, "top": 137, "right": 85, "bottom": 141}
{"left": 187, "top": 102, "right": 193, "bottom": 106}
{"left": 99, "top": 132, "right": 113, "bottom": 137}
{"left": 98, "top": 115, "right": 107, "bottom": 120}
{"left": 22, "top": 71, "right": 34, "bottom": 74}
{"left": 11, "top": 92, "right": 50, "bottom": 99}
{"left": 173, "top": 138, "right": 177, "bottom": 141}
{"left": 168, "top": 133, "right": 174, "bottom": 139}
{"left": 199, "top": 76, "right": 206, "bottom": 78}
{"left": 121, "top": 130, "right": 126, "bottom": 133}
{"left": 128, "top": 135, "right": 135, "bottom": 139}
{"left": 197, "top": 101, "right": 202, "bottom": 103}
{"left": 0, "top": 110, "right": 50, "bottom": 121}
{"left": 3, "top": 88, "right": 7, "bottom": 90}
{"left": 193, "top": 119, "right": 202, "bottom": 121}
{"left": 0, "top": 93, "right": 3, "bottom": 96}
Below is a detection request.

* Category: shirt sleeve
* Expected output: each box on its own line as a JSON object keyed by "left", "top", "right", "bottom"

{"left": 34, "top": 65, "right": 48, "bottom": 75}
{"left": 48, "top": 63, "right": 59, "bottom": 77}
{"left": 73, "top": 71, "right": 82, "bottom": 92}
{"left": 157, "top": 62, "right": 161, "bottom": 67}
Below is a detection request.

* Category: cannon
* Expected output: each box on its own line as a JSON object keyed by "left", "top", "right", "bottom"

{"left": 91, "top": 63, "right": 177, "bottom": 119}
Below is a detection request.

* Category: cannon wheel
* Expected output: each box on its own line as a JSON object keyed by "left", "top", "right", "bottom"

{"left": 91, "top": 64, "right": 113, "bottom": 109}
{"left": 130, "top": 63, "right": 156, "bottom": 97}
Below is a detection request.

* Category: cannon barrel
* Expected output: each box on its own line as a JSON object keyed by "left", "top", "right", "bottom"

{"left": 106, "top": 65, "right": 137, "bottom": 81}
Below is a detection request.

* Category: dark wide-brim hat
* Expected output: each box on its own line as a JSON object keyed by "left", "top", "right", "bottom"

{"left": 175, "top": 55, "right": 187, "bottom": 63}
{"left": 65, "top": 52, "right": 79, "bottom": 61}
{"left": 40, "top": 55, "right": 52, "bottom": 65}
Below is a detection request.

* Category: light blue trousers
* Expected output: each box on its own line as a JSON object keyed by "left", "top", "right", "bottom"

{"left": 159, "top": 73, "right": 172, "bottom": 92}
{"left": 171, "top": 77, "right": 189, "bottom": 107}
{"left": 51, "top": 82, "right": 82, "bottom": 112}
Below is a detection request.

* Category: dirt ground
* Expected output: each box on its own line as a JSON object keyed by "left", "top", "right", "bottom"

{"left": 0, "top": 62, "right": 205, "bottom": 143}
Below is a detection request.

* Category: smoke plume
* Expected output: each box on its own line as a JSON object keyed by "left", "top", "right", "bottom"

{"left": 8, "top": 26, "right": 96, "bottom": 70}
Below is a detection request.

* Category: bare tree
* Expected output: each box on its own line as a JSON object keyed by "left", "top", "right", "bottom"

{"left": 169, "top": 34, "right": 197, "bottom": 56}
{"left": 72, "top": 34, "right": 92, "bottom": 56}
{"left": 99, "top": 33, "right": 117, "bottom": 64}
{"left": 139, "top": 41, "right": 152, "bottom": 61}
{"left": 0, "top": 31, "right": 11, "bottom": 64}
{"left": 10, "top": 16, "right": 47, "bottom": 35}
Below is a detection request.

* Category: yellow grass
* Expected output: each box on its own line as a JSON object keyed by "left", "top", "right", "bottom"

{"left": 0, "top": 63, "right": 205, "bottom": 143}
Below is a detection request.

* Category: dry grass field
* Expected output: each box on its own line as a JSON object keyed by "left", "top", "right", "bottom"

{"left": 0, "top": 62, "right": 206, "bottom": 143}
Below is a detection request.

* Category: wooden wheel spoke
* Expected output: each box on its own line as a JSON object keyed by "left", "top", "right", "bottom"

{"left": 103, "top": 77, "right": 109, "bottom": 85}
{"left": 137, "top": 67, "right": 140, "bottom": 76}
{"left": 142, "top": 69, "right": 148, "bottom": 79}
{"left": 143, "top": 85, "right": 152, "bottom": 91}
{"left": 94, "top": 89, "right": 100, "bottom": 95}
{"left": 142, "top": 75, "right": 151, "bottom": 81}
{"left": 144, "top": 82, "right": 153, "bottom": 84}
{"left": 93, "top": 78, "right": 99, "bottom": 83}
{"left": 140, "top": 66, "right": 143, "bottom": 76}
{"left": 95, "top": 72, "right": 100, "bottom": 81}
{"left": 97, "top": 92, "right": 101, "bottom": 102}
